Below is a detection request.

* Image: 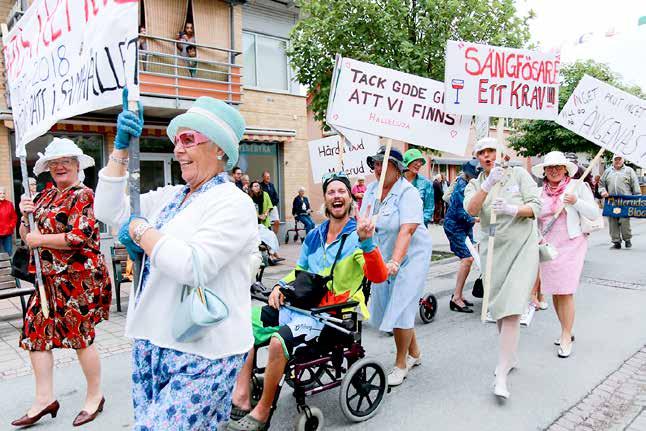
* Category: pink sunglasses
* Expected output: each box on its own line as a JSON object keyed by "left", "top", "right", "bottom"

{"left": 174, "top": 130, "right": 210, "bottom": 148}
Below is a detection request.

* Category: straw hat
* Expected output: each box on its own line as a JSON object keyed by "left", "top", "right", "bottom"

{"left": 33, "top": 138, "right": 95, "bottom": 176}
{"left": 531, "top": 151, "right": 578, "bottom": 178}
{"left": 472, "top": 137, "right": 499, "bottom": 156}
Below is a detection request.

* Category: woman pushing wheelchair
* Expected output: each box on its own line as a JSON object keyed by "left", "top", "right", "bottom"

{"left": 228, "top": 172, "right": 389, "bottom": 431}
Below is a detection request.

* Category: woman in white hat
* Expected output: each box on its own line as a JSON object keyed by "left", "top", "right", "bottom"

{"left": 13, "top": 138, "right": 112, "bottom": 427}
{"left": 532, "top": 151, "right": 599, "bottom": 358}
{"left": 464, "top": 137, "right": 542, "bottom": 400}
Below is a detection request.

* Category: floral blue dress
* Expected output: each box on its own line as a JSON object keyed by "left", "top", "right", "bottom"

{"left": 131, "top": 174, "right": 246, "bottom": 431}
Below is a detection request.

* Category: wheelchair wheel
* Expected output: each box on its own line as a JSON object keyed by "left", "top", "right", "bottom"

{"left": 295, "top": 406, "right": 324, "bottom": 431}
{"left": 339, "top": 358, "right": 387, "bottom": 422}
{"left": 419, "top": 293, "right": 437, "bottom": 323}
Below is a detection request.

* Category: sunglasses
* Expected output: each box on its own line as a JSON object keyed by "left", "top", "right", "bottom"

{"left": 174, "top": 130, "right": 210, "bottom": 148}
{"left": 322, "top": 171, "right": 349, "bottom": 183}
{"left": 47, "top": 158, "right": 75, "bottom": 169}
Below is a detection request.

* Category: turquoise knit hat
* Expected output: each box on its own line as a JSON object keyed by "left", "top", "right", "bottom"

{"left": 167, "top": 97, "right": 246, "bottom": 170}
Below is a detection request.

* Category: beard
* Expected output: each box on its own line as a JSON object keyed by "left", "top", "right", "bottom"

{"left": 326, "top": 202, "right": 351, "bottom": 220}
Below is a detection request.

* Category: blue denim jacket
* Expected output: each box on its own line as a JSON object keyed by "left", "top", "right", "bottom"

{"left": 411, "top": 173, "right": 435, "bottom": 225}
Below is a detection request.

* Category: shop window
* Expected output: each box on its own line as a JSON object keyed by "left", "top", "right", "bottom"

{"left": 238, "top": 141, "right": 282, "bottom": 215}
{"left": 242, "top": 32, "right": 289, "bottom": 92}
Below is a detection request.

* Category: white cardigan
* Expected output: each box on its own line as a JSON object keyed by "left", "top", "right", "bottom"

{"left": 548, "top": 181, "right": 600, "bottom": 239}
{"left": 94, "top": 170, "right": 259, "bottom": 360}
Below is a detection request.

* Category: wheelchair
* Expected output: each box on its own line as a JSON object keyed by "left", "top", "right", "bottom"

{"left": 249, "top": 283, "right": 388, "bottom": 431}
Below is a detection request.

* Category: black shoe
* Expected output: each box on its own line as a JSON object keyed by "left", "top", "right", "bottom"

{"left": 449, "top": 297, "right": 474, "bottom": 313}
{"left": 463, "top": 299, "right": 474, "bottom": 307}
{"left": 612, "top": 242, "right": 621, "bottom": 249}
{"left": 625, "top": 240, "right": 632, "bottom": 248}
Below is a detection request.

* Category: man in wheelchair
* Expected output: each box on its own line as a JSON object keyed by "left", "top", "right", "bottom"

{"left": 228, "top": 172, "right": 388, "bottom": 431}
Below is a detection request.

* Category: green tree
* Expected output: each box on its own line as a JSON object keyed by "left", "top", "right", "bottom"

{"left": 509, "top": 60, "right": 646, "bottom": 158}
{"left": 288, "top": 0, "right": 533, "bottom": 125}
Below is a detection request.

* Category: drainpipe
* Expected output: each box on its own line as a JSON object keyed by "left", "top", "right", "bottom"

{"left": 228, "top": 2, "right": 235, "bottom": 104}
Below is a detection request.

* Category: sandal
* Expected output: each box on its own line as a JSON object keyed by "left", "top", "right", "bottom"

{"left": 230, "top": 405, "right": 251, "bottom": 422}
{"left": 227, "top": 413, "right": 266, "bottom": 431}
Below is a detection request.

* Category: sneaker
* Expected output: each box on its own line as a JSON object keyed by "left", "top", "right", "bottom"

{"left": 612, "top": 242, "right": 621, "bottom": 249}
{"left": 625, "top": 240, "right": 632, "bottom": 248}
{"left": 406, "top": 354, "right": 422, "bottom": 370}
{"left": 387, "top": 366, "right": 408, "bottom": 386}
{"left": 538, "top": 301, "right": 549, "bottom": 310}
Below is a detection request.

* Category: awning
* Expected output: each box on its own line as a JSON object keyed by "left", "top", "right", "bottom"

{"left": 242, "top": 127, "right": 296, "bottom": 143}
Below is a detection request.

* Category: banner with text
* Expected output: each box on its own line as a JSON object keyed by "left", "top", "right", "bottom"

{"left": 557, "top": 75, "right": 646, "bottom": 168}
{"left": 444, "top": 40, "right": 560, "bottom": 120}
{"left": 602, "top": 195, "right": 646, "bottom": 218}
{"left": 308, "top": 128, "right": 380, "bottom": 183}
{"left": 326, "top": 56, "right": 471, "bottom": 155}
{"left": 3, "top": 0, "right": 139, "bottom": 155}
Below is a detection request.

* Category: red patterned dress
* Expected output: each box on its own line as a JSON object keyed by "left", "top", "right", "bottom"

{"left": 19, "top": 183, "right": 112, "bottom": 351}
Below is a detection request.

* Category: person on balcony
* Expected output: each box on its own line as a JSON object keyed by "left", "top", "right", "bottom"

{"left": 187, "top": 45, "right": 198, "bottom": 77}
{"left": 176, "top": 22, "right": 195, "bottom": 57}
{"left": 138, "top": 26, "right": 148, "bottom": 71}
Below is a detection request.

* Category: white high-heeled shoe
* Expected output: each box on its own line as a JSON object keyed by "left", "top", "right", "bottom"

{"left": 493, "top": 380, "right": 510, "bottom": 400}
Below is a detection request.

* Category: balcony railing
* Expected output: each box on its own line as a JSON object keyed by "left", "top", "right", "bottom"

{"left": 139, "top": 34, "right": 242, "bottom": 105}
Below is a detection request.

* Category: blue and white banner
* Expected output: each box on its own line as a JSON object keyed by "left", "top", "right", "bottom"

{"left": 602, "top": 195, "right": 646, "bottom": 218}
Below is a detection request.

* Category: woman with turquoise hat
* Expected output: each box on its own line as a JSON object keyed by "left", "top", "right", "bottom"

{"left": 403, "top": 148, "right": 434, "bottom": 227}
{"left": 95, "top": 93, "right": 260, "bottom": 430}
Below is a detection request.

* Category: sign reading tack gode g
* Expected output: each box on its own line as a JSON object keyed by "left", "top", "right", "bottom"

{"left": 557, "top": 75, "right": 646, "bottom": 169}
{"left": 443, "top": 40, "right": 560, "bottom": 120}
{"left": 603, "top": 195, "right": 646, "bottom": 218}
{"left": 2, "top": 0, "right": 139, "bottom": 155}
{"left": 326, "top": 55, "right": 471, "bottom": 155}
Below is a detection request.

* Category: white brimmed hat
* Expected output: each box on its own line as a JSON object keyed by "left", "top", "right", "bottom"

{"left": 33, "top": 138, "right": 95, "bottom": 176}
{"left": 531, "top": 151, "right": 578, "bottom": 178}
{"left": 473, "top": 137, "right": 499, "bottom": 156}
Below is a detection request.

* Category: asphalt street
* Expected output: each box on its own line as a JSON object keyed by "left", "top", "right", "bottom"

{"left": 1, "top": 220, "right": 644, "bottom": 431}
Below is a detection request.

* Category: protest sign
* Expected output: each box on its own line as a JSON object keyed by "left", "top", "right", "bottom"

{"left": 3, "top": 0, "right": 139, "bottom": 155}
{"left": 602, "top": 195, "right": 646, "bottom": 218}
{"left": 556, "top": 75, "right": 646, "bottom": 168}
{"left": 308, "top": 128, "right": 380, "bottom": 183}
{"left": 444, "top": 40, "right": 560, "bottom": 120}
{"left": 326, "top": 55, "right": 471, "bottom": 155}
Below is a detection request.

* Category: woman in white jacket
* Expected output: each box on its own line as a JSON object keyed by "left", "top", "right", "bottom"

{"left": 533, "top": 151, "right": 600, "bottom": 359}
{"left": 94, "top": 94, "right": 259, "bottom": 430}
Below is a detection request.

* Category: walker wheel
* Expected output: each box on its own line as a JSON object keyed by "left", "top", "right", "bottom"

{"left": 419, "top": 293, "right": 438, "bottom": 323}
{"left": 339, "top": 358, "right": 387, "bottom": 422}
{"left": 295, "top": 406, "right": 324, "bottom": 431}
{"left": 285, "top": 233, "right": 290, "bottom": 244}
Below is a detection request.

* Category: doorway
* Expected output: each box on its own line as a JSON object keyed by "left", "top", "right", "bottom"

{"left": 140, "top": 153, "right": 183, "bottom": 193}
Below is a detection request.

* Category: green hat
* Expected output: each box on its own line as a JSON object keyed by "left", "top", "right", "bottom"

{"left": 167, "top": 97, "right": 246, "bottom": 171}
{"left": 403, "top": 148, "right": 426, "bottom": 167}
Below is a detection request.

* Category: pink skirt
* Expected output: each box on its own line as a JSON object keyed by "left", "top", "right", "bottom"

{"left": 539, "top": 212, "right": 588, "bottom": 295}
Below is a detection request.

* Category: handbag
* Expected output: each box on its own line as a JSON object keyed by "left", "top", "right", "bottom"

{"left": 172, "top": 246, "right": 229, "bottom": 343}
{"left": 580, "top": 212, "right": 604, "bottom": 234}
{"left": 11, "top": 246, "right": 35, "bottom": 284}
{"left": 538, "top": 242, "right": 559, "bottom": 262}
{"left": 280, "top": 235, "right": 348, "bottom": 310}
{"left": 472, "top": 276, "right": 483, "bottom": 298}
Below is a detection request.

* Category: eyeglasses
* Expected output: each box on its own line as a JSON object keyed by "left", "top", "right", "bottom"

{"left": 47, "top": 158, "right": 74, "bottom": 169}
{"left": 174, "top": 130, "right": 210, "bottom": 149}
{"left": 322, "top": 171, "right": 349, "bottom": 183}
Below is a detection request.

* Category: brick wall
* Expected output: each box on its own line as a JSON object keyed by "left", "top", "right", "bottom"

{"left": 240, "top": 89, "right": 308, "bottom": 221}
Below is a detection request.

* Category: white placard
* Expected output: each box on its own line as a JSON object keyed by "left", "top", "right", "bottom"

{"left": 308, "top": 128, "right": 380, "bottom": 183}
{"left": 557, "top": 75, "right": 646, "bottom": 168}
{"left": 326, "top": 56, "right": 471, "bottom": 155}
{"left": 3, "top": 0, "right": 139, "bottom": 155}
{"left": 444, "top": 40, "right": 560, "bottom": 120}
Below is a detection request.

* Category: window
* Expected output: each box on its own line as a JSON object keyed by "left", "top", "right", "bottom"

{"left": 243, "top": 31, "right": 290, "bottom": 92}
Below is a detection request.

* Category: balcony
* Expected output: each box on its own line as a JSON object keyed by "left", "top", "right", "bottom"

{"left": 139, "top": 34, "right": 242, "bottom": 113}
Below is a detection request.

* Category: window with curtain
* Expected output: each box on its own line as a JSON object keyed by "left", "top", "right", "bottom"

{"left": 243, "top": 31, "right": 289, "bottom": 92}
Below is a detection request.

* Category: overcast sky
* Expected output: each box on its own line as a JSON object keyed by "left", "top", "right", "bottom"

{"left": 516, "top": 0, "right": 646, "bottom": 90}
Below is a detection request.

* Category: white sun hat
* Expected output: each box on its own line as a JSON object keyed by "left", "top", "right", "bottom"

{"left": 531, "top": 151, "right": 578, "bottom": 178}
{"left": 33, "top": 138, "right": 95, "bottom": 176}
{"left": 473, "top": 137, "right": 499, "bottom": 156}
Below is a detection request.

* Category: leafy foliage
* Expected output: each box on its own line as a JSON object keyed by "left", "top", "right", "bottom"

{"left": 288, "top": 0, "right": 533, "bottom": 125}
{"left": 509, "top": 60, "right": 646, "bottom": 158}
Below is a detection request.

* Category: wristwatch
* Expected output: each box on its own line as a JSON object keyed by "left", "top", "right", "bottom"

{"left": 132, "top": 221, "right": 153, "bottom": 246}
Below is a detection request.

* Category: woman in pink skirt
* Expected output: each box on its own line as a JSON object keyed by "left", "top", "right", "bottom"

{"left": 532, "top": 151, "right": 600, "bottom": 358}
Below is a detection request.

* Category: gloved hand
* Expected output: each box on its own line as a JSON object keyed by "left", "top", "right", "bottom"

{"left": 118, "top": 215, "right": 147, "bottom": 259}
{"left": 480, "top": 166, "right": 505, "bottom": 193}
{"left": 114, "top": 88, "right": 144, "bottom": 150}
{"left": 492, "top": 198, "right": 519, "bottom": 217}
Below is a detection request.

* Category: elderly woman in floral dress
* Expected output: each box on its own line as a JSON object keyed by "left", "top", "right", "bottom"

{"left": 13, "top": 138, "right": 111, "bottom": 428}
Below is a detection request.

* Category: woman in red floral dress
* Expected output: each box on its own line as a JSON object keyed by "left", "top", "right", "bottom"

{"left": 13, "top": 138, "right": 111, "bottom": 428}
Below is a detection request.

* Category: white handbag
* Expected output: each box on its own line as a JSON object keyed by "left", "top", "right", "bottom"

{"left": 580, "top": 212, "right": 604, "bottom": 234}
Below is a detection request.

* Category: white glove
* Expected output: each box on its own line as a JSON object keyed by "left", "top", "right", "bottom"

{"left": 480, "top": 167, "right": 505, "bottom": 192}
{"left": 492, "top": 198, "right": 518, "bottom": 217}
